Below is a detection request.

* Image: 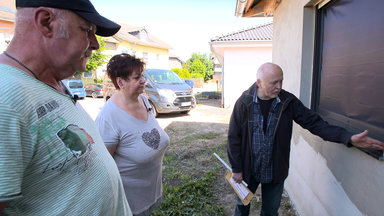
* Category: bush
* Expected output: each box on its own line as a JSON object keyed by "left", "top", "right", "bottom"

{"left": 171, "top": 68, "right": 191, "bottom": 79}
{"left": 189, "top": 59, "right": 206, "bottom": 79}
{"left": 184, "top": 53, "right": 214, "bottom": 81}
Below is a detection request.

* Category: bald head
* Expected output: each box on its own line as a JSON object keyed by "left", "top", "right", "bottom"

{"left": 256, "top": 62, "right": 284, "bottom": 100}
{"left": 257, "top": 62, "right": 283, "bottom": 82}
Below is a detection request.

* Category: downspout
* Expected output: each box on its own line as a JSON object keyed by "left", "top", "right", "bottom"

{"left": 210, "top": 45, "right": 225, "bottom": 108}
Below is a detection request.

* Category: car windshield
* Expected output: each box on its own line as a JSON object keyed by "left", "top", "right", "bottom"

{"left": 146, "top": 69, "right": 184, "bottom": 84}
{"left": 69, "top": 81, "right": 83, "bottom": 89}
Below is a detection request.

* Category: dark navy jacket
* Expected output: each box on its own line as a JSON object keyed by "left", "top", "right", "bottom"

{"left": 227, "top": 83, "right": 353, "bottom": 184}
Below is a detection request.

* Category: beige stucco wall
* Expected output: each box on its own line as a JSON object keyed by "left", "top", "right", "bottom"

{"left": 169, "top": 59, "right": 182, "bottom": 69}
{"left": 115, "top": 43, "right": 170, "bottom": 69}
{"left": 272, "top": 0, "right": 384, "bottom": 215}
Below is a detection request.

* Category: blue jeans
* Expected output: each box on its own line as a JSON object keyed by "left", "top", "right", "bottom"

{"left": 234, "top": 176, "right": 284, "bottom": 216}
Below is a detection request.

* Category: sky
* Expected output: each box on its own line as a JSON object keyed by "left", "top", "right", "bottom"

{"left": 91, "top": 0, "right": 273, "bottom": 61}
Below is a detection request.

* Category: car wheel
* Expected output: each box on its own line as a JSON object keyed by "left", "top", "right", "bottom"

{"left": 149, "top": 101, "right": 158, "bottom": 118}
{"left": 91, "top": 92, "right": 98, "bottom": 99}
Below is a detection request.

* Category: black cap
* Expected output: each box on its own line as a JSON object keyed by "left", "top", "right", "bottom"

{"left": 16, "top": 0, "right": 121, "bottom": 37}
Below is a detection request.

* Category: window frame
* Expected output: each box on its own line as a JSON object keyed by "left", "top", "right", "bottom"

{"left": 82, "top": 72, "right": 93, "bottom": 78}
{"left": 311, "top": 0, "right": 383, "bottom": 160}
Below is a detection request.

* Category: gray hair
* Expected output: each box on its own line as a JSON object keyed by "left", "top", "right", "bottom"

{"left": 51, "top": 8, "right": 70, "bottom": 39}
{"left": 15, "top": 7, "right": 69, "bottom": 39}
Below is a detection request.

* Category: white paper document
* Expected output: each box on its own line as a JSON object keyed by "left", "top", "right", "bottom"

{"left": 229, "top": 177, "right": 250, "bottom": 199}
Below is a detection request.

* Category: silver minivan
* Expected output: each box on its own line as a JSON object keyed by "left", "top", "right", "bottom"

{"left": 143, "top": 69, "right": 196, "bottom": 117}
{"left": 104, "top": 69, "right": 196, "bottom": 117}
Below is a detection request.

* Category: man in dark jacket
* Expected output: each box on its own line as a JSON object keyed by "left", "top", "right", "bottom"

{"left": 227, "top": 62, "right": 384, "bottom": 216}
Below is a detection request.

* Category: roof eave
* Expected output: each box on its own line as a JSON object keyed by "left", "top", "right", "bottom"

{"left": 113, "top": 35, "right": 171, "bottom": 50}
{"left": 209, "top": 40, "right": 273, "bottom": 48}
{"left": 235, "top": 0, "right": 281, "bottom": 17}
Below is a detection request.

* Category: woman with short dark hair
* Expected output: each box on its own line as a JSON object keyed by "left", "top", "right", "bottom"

{"left": 96, "top": 54, "right": 169, "bottom": 216}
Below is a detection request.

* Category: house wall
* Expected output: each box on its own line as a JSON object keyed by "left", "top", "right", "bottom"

{"left": 222, "top": 46, "right": 272, "bottom": 108}
{"left": 95, "top": 42, "right": 170, "bottom": 80}
{"left": 169, "top": 58, "right": 183, "bottom": 69}
{"left": 0, "top": 33, "right": 10, "bottom": 52}
{"left": 0, "top": 20, "right": 14, "bottom": 34}
{"left": 0, "top": 20, "right": 14, "bottom": 52}
{"left": 116, "top": 42, "right": 169, "bottom": 69}
{"left": 145, "top": 53, "right": 169, "bottom": 69}
{"left": 273, "top": 0, "right": 384, "bottom": 215}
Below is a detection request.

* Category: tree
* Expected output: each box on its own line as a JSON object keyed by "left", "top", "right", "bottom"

{"left": 184, "top": 53, "right": 214, "bottom": 81}
{"left": 189, "top": 59, "right": 206, "bottom": 79}
{"left": 171, "top": 68, "right": 191, "bottom": 79}
{"left": 84, "top": 36, "right": 110, "bottom": 83}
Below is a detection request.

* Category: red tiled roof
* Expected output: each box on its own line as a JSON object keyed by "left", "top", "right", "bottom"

{"left": 211, "top": 22, "right": 273, "bottom": 42}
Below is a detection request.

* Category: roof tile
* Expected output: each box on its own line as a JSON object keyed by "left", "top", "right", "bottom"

{"left": 211, "top": 22, "right": 273, "bottom": 42}
{"left": 114, "top": 23, "right": 172, "bottom": 50}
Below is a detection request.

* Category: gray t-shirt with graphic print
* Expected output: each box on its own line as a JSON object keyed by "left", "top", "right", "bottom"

{"left": 95, "top": 95, "right": 169, "bottom": 216}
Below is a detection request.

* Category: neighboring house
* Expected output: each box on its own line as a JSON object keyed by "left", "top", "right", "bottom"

{"left": 235, "top": 0, "right": 384, "bottom": 216}
{"left": 92, "top": 23, "right": 173, "bottom": 81}
{"left": 0, "top": 0, "right": 15, "bottom": 52}
{"left": 169, "top": 53, "right": 184, "bottom": 69}
{"left": 0, "top": 3, "right": 176, "bottom": 82}
{"left": 211, "top": 56, "right": 222, "bottom": 81}
{"left": 209, "top": 22, "right": 273, "bottom": 108}
{"left": 112, "top": 23, "right": 172, "bottom": 69}
{"left": 88, "top": 36, "right": 120, "bottom": 80}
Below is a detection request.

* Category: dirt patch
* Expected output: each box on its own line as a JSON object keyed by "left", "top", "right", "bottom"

{"left": 156, "top": 99, "right": 297, "bottom": 216}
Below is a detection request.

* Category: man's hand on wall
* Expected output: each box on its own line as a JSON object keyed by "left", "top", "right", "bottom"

{"left": 351, "top": 130, "right": 384, "bottom": 150}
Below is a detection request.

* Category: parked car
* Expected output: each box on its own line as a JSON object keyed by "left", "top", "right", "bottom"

{"left": 104, "top": 69, "right": 196, "bottom": 117}
{"left": 144, "top": 69, "right": 196, "bottom": 117}
{"left": 62, "top": 79, "right": 86, "bottom": 99}
{"left": 184, "top": 79, "right": 194, "bottom": 88}
{"left": 85, "top": 84, "right": 104, "bottom": 98}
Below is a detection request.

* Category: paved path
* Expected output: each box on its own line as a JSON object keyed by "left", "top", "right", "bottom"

{"left": 78, "top": 97, "right": 104, "bottom": 120}
{"left": 78, "top": 97, "right": 233, "bottom": 129}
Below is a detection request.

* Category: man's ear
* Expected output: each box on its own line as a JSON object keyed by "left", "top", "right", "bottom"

{"left": 256, "top": 79, "right": 261, "bottom": 87}
{"left": 34, "top": 7, "right": 55, "bottom": 37}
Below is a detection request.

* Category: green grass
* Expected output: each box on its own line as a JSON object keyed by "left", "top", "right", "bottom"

{"left": 151, "top": 128, "right": 227, "bottom": 216}
{"left": 152, "top": 169, "right": 224, "bottom": 216}
{"left": 190, "top": 132, "right": 221, "bottom": 140}
{"left": 151, "top": 120, "right": 297, "bottom": 215}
